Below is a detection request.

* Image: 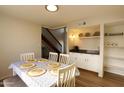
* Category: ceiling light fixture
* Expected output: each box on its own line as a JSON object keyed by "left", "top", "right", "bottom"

{"left": 45, "top": 5, "right": 58, "bottom": 12}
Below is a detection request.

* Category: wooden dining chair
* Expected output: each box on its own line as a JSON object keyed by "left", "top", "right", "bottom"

{"left": 20, "top": 52, "right": 35, "bottom": 61}
{"left": 57, "top": 63, "right": 76, "bottom": 87}
{"left": 3, "top": 52, "right": 35, "bottom": 87}
{"left": 48, "top": 52, "right": 58, "bottom": 62}
{"left": 69, "top": 55, "right": 80, "bottom": 77}
{"left": 59, "top": 53, "right": 70, "bottom": 64}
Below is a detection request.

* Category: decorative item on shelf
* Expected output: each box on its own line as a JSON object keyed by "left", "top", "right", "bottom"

{"left": 93, "top": 31, "right": 100, "bottom": 36}
{"left": 105, "top": 41, "right": 118, "bottom": 47}
{"left": 70, "top": 46, "right": 80, "bottom": 52}
{"left": 70, "top": 34, "right": 76, "bottom": 39}
{"left": 110, "top": 32, "right": 123, "bottom": 36}
{"left": 112, "top": 43, "right": 118, "bottom": 47}
{"left": 78, "top": 33, "right": 83, "bottom": 37}
{"left": 104, "top": 33, "right": 108, "bottom": 36}
{"left": 83, "top": 21, "right": 86, "bottom": 25}
{"left": 85, "top": 32, "right": 91, "bottom": 37}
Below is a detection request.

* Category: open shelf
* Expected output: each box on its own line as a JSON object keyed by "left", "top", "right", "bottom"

{"left": 104, "top": 65, "right": 124, "bottom": 70}
{"left": 105, "top": 35, "right": 124, "bottom": 37}
{"left": 104, "top": 55, "right": 124, "bottom": 60}
{"left": 104, "top": 46, "right": 124, "bottom": 48}
{"left": 104, "top": 32, "right": 124, "bottom": 37}
{"left": 79, "top": 36, "right": 100, "bottom": 39}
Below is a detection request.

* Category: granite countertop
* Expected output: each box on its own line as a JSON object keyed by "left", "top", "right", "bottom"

{"left": 70, "top": 49, "right": 99, "bottom": 55}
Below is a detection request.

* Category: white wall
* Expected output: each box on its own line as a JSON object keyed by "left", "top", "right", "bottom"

{"left": 0, "top": 14, "right": 41, "bottom": 79}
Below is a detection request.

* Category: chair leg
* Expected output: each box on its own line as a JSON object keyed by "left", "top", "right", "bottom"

{"left": 0, "top": 80, "right": 4, "bottom": 87}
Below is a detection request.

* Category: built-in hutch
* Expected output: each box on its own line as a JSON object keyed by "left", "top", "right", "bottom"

{"left": 68, "top": 24, "right": 100, "bottom": 74}
{"left": 67, "top": 20, "right": 124, "bottom": 77}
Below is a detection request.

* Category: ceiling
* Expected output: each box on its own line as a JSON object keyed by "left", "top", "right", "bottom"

{"left": 0, "top": 5, "right": 124, "bottom": 28}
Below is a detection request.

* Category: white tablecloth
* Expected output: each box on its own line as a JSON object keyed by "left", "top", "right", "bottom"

{"left": 9, "top": 61, "right": 61, "bottom": 87}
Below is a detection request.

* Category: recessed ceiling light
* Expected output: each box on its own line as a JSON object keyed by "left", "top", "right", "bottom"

{"left": 45, "top": 5, "right": 58, "bottom": 12}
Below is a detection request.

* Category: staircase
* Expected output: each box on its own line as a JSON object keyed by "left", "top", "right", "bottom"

{"left": 42, "top": 27, "right": 62, "bottom": 58}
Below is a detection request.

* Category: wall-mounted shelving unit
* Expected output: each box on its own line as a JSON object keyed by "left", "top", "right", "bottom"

{"left": 104, "top": 32, "right": 124, "bottom": 36}
{"left": 104, "top": 65, "right": 124, "bottom": 69}
{"left": 79, "top": 36, "right": 100, "bottom": 39}
{"left": 68, "top": 20, "right": 124, "bottom": 77}
{"left": 105, "top": 55, "right": 124, "bottom": 60}
{"left": 104, "top": 32, "right": 124, "bottom": 48}
{"left": 104, "top": 20, "right": 124, "bottom": 76}
{"left": 104, "top": 46, "right": 124, "bottom": 48}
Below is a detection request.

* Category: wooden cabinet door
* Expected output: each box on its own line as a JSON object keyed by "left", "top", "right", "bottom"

{"left": 80, "top": 54, "right": 87, "bottom": 68}
{"left": 76, "top": 53, "right": 83, "bottom": 68}
{"left": 81, "top": 54, "right": 89, "bottom": 70}
{"left": 84, "top": 54, "right": 99, "bottom": 72}
{"left": 69, "top": 53, "right": 82, "bottom": 68}
{"left": 70, "top": 52, "right": 99, "bottom": 72}
{"left": 69, "top": 53, "right": 76, "bottom": 64}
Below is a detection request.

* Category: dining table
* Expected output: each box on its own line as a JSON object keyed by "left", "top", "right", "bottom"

{"left": 9, "top": 59, "right": 66, "bottom": 87}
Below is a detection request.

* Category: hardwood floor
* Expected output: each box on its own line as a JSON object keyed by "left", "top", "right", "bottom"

{"left": 75, "top": 68, "right": 124, "bottom": 87}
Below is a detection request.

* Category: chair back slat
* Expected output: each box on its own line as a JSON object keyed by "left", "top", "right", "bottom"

{"left": 57, "top": 63, "right": 76, "bottom": 87}
{"left": 49, "top": 52, "right": 58, "bottom": 62}
{"left": 20, "top": 52, "right": 35, "bottom": 61}
{"left": 59, "top": 54, "right": 69, "bottom": 64}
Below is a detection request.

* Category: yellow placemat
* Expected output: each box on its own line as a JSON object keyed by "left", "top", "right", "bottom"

{"left": 27, "top": 67, "right": 46, "bottom": 77}
{"left": 50, "top": 69, "right": 59, "bottom": 76}
{"left": 20, "top": 63, "right": 35, "bottom": 69}
{"left": 38, "top": 59, "right": 48, "bottom": 62}
{"left": 48, "top": 62, "right": 60, "bottom": 68}
{"left": 25, "top": 59, "right": 37, "bottom": 63}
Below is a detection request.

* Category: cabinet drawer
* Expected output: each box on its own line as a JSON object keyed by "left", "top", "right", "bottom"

{"left": 81, "top": 54, "right": 99, "bottom": 72}
{"left": 84, "top": 55, "right": 99, "bottom": 72}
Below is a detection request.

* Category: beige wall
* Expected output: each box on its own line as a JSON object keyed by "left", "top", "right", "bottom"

{"left": 67, "top": 15, "right": 124, "bottom": 28}
{"left": 0, "top": 14, "right": 41, "bottom": 79}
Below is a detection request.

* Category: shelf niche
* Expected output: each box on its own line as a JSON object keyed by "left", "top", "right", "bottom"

{"left": 104, "top": 20, "right": 124, "bottom": 76}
